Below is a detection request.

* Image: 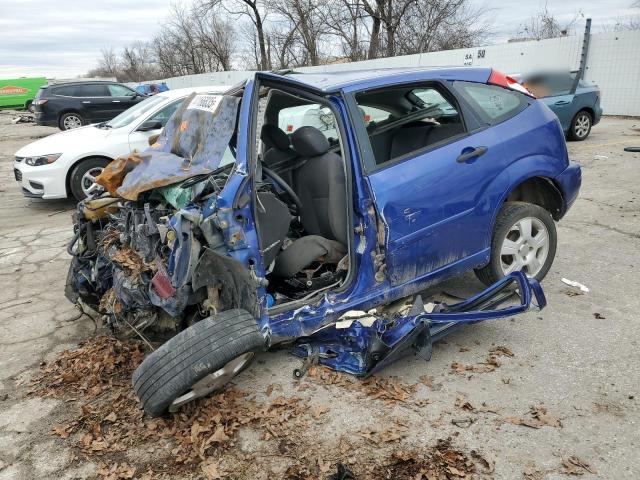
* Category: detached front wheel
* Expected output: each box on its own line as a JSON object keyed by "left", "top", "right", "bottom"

{"left": 475, "top": 202, "right": 557, "bottom": 286}
{"left": 132, "top": 309, "right": 265, "bottom": 417}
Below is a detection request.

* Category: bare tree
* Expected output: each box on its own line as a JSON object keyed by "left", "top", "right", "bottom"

{"left": 269, "top": 0, "right": 331, "bottom": 65}
{"left": 205, "top": 0, "right": 271, "bottom": 70}
{"left": 323, "top": 0, "right": 369, "bottom": 61}
{"left": 88, "top": 0, "right": 492, "bottom": 76}
{"left": 120, "top": 42, "right": 158, "bottom": 82}
{"left": 360, "top": 0, "right": 421, "bottom": 58}
{"left": 607, "top": 1, "right": 640, "bottom": 31}
{"left": 396, "top": 0, "right": 491, "bottom": 54}
{"left": 151, "top": 3, "right": 238, "bottom": 77}
{"left": 513, "top": 5, "right": 580, "bottom": 40}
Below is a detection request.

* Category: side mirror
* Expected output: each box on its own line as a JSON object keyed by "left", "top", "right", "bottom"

{"left": 138, "top": 120, "right": 162, "bottom": 132}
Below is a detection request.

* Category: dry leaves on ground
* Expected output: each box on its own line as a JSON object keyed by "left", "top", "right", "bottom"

{"left": 503, "top": 405, "right": 562, "bottom": 429}
{"left": 305, "top": 366, "right": 417, "bottom": 403}
{"left": 451, "top": 345, "right": 515, "bottom": 375}
{"left": 561, "top": 456, "right": 596, "bottom": 475}
{"left": 366, "top": 439, "right": 493, "bottom": 480}
{"left": 453, "top": 394, "right": 500, "bottom": 416}
{"left": 31, "top": 336, "right": 315, "bottom": 477}
{"left": 33, "top": 337, "right": 497, "bottom": 480}
{"left": 31, "top": 336, "right": 145, "bottom": 400}
{"left": 523, "top": 462, "right": 545, "bottom": 480}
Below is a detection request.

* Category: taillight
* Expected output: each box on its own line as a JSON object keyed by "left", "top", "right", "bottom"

{"left": 488, "top": 69, "right": 535, "bottom": 97}
{"left": 35, "top": 99, "right": 48, "bottom": 105}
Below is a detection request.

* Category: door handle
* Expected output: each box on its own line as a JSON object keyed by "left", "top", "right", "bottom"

{"left": 82, "top": 101, "right": 90, "bottom": 104}
{"left": 112, "top": 100, "right": 121, "bottom": 103}
{"left": 554, "top": 100, "right": 570, "bottom": 105}
{"left": 456, "top": 146, "right": 487, "bottom": 163}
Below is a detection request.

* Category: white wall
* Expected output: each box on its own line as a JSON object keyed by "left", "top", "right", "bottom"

{"left": 163, "top": 30, "right": 640, "bottom": 116}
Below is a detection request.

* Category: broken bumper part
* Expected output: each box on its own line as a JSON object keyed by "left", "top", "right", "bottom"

{"left": 293, "top": 272, "right": 545, "bottom": 376}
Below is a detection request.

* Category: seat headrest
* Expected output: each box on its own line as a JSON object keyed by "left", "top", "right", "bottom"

{"left": 291, "top": 126, "right": 330, "bottom": 157}
{"left": 260, "top": 124, "right": 290, "bottom": 151}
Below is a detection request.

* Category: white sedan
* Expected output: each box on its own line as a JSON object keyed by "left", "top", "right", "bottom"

{"left": 13, "top": 86, "right": 227, "bottom": 200}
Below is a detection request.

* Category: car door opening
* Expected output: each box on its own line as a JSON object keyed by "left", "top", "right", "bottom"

{"left": 251, "top": 87, "right": 353, "bottom": 307}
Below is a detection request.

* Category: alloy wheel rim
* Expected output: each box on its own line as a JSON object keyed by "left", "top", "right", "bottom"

{"left": 574, "top": 114, "right": 590, "bottom": 138}
{"left": 499, "top": 217, "right": 549, "bottom": 278}
{"left": 80, "top": 167, "right": 104, "bottom": 197}
{"left": 169, "top": 352, "right": 254, "bottom": 412}
{"left": 64, "top": 115, "right": 82, "bottom": 129}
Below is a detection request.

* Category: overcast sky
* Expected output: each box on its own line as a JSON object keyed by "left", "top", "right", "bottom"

{"left": 0, "top": 0, "right": 637, "bottom": 79}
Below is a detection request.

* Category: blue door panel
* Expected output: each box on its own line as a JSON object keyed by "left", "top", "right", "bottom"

{"left": 542, "top": 94, "right": 575, "bottom": 131}
{"left": 368, "top": 126, "right": 507, "bottom": 286}
{"left": 493, "top": 102, "right": 568, "bottom": 174}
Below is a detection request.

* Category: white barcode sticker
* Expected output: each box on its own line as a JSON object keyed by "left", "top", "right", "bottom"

{"left": 188, "top": 94, "right": 222, "bottom": 113}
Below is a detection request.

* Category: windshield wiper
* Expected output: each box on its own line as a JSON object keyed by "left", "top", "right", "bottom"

{"left": 96, "top": 122, "right": 113, "bottom": 129}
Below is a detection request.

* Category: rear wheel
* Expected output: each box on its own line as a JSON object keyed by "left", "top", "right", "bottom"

{"left": 69, "top": 157, "right": 110, "bottom": 201}
{"left": 475, "top": 202, "right": 557, "bottom": 286}
{"left": 59, "top": 112, "right": 84, "bottom": 130}
{"left": 568, "top": 110, "right": 592, "bottom": 141}
{"left": 132, "top": 309, "right": 264, "bottom": 417}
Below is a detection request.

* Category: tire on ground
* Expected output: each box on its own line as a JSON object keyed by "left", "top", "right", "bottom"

{"left": 475, "top": 201, "right": 557, "bottom": 286}
{"left": 568, "top": 110, "right": 592, "bottom": 141}
{"left": 68, "top": 157, "right": 110, "bottom": 201}
{"left": 132, "top": 309, "right": 265, "bottom": 417}
{"left": 58, "top": 111, "right": 84, "bottom": 130}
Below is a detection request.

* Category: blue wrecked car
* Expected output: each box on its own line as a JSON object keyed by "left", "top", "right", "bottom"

{"left": 65, "top": 68, "right": 581, "bottom": 417}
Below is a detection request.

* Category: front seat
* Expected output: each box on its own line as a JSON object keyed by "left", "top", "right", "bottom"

{"left": 260, "top": 124, "right": 298, "bottom": 168}
{"left": 272, "top": 126, "right": 348, "bottom": 278}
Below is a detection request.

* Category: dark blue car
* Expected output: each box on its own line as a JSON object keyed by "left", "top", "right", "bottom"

{"left": 517, "top": 72, "right": 603, "bottom": 140}
{"left": 66, "top": 67, "right": 581, "bottom": 416}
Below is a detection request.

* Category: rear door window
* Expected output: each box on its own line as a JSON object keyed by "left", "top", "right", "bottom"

{"left": 108, "top": 84, "right": 135, "bottom": 97}
{"left": 52, "top": 85, "right": 79, "bottom": 96}
{"left": 453, "top": 81, "right": 527, "bottom": 125}
{"left": 78, "top": 84, "right": 110, "bottom": 97}
{"left": 354, "top": 83, "right": 466, "bottom": 167}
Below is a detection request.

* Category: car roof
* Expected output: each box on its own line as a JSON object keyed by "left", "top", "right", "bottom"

{"left": 48, "top": 80, "right": 120, "bottom": 86}
{"left": 155, "top": 85, "right": 229, "bottom": 99}
{"left": 264, "top": 66, "right": 492, "bottom": 93}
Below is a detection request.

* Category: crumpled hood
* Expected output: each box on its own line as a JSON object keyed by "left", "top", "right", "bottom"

{"left": 15, "top": 125, "right": 112, "bottom": 157}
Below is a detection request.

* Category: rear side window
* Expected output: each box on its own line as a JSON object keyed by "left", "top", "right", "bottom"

{"left": 454, "top": 81, "right": 527, "bottom": 125}
{"left": 354, "top": 83, "right": 466, "bottom": 167}
{"left": 108, "top": 84, "right": 134, "bottom": 97}
{"left": 52, "top": 85, "right": 79, "bottom": 96}
{"left": 79, "top": 84, "right": 110, "bottom": 96}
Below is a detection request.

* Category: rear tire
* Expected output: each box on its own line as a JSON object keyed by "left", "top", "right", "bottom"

{"left": 568, "top": 110, "right": 592, "bottom": 141}
{"left": 475, "top": 202, "right": 557, "bottom": 286}
{"left": 25, "top": 100, "right": 34, "bottom": 113}
{"left": 69, "top": 157, "right": 110, "bottom": 201}
{"left": 132, "top": 309, "right": 264, "bottom": 417}
{"left": 59, "top": 112, "right": 84, "bottom": 130}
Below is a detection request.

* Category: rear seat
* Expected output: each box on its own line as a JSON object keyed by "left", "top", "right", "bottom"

{"left": 370, "top": 122, "right": 464, "bottom": 165}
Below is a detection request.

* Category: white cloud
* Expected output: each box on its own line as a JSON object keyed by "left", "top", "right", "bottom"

{"left": 0, "top": 0, "right": 177, "bottom": 78}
